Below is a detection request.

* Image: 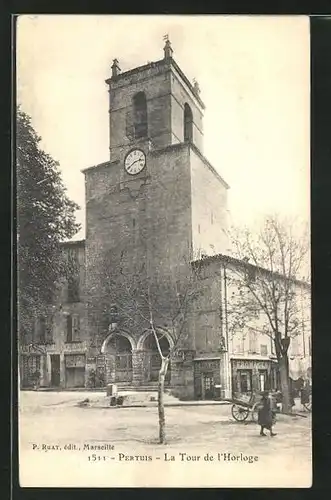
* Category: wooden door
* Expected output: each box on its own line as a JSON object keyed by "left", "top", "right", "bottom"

{"left": 203, "top": 373, "right": 215, "bottom": 400}
{"left": 50, "top": 355, "right": 60, "bottom": 387}
{"left": 115, "top": 354, "right": 133, "bottom": 382}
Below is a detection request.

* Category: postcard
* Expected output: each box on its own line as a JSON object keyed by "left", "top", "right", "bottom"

{"left": 17, "top": 14, "right": 311, "bottom": 488}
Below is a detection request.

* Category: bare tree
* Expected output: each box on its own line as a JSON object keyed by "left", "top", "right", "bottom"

{"left": 226, "top": 215, "right": 310, "bottom": 413}
{"left": 87, "top": 247, "right": 201, "bottom": 444}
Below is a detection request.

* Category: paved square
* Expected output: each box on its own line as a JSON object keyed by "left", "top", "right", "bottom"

{"left": 19, "top": 391, "right": 312, "bottom": 487}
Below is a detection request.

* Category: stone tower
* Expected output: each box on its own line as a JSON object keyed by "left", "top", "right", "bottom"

{"left": 82, "top": 39, "right": 229, "bottom": 389}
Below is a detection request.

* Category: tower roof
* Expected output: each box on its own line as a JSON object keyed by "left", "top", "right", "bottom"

{"left": 105, "top": 38, "right": 205, "bottom": 110}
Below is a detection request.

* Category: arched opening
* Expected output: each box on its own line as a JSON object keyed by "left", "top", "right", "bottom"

{"left": 144, "top": 332, "right": 171, "bottom": 383}
{"left": 184, "top": 103, "right": 193, "bottom": 143}
{"left": 133, "top": 91, "right": 148, "bottom": 139}
{"left": 104, "top": 334, "right": 133, "bottom": 382}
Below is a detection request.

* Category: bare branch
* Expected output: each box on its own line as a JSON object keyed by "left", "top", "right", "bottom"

{"left": 227, "top": 215, "right": 310, "bottom": 351}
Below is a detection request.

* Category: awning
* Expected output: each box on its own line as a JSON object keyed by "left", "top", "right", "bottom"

{"left": 289, "top": 356, "right": 311, "bottom": 381}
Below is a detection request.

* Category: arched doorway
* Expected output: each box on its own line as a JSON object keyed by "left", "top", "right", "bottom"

{"left": 104, "top": 334, "right": 133, "bottom": 383}
{"left": 144, "top": 332, "right": 171, "bottom": 384}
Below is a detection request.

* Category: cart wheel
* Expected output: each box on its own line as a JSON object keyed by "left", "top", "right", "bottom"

{"left": 232, "top": 404, "right": 249, "bottom": 422}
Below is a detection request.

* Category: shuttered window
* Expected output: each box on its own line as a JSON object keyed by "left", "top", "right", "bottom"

{"left": 72, "top": 314, "right": 80, "bottom": 341}
{"left": 248, "top": 330, "right": 258, "bottom": 353}
{"left": 260, "top": 344, "right": 268, "bottom": 356}
{"left": 66, "top": 314, "right": 80, "bottom": 342}
{"left": 66, "top": 315, "right": 73, "bottom": 342}
{"left": 133, "top": 92, "right": 148, "bottom": 139}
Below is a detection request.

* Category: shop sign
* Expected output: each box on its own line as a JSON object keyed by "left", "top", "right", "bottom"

{"left": 233, "top": 359, "right": 270, "bottom": 370}
{"left": 172, "top": 350, "right": 195, "bottom": 362}
{"left": 199, "top": 360, "right": 219, "bottom": 371}
{"left": 20, "top": 344, "right": 47, "bottom": 355}
{"left": 65, "top": 354, "right": 86, "bottom": 368}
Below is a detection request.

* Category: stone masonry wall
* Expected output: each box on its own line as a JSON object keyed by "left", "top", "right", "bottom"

{"left": 190, "top": 147, "right": 229, "bottom": 257}
{"left": 84, "top": 143, "right": 194, "bottom": 353}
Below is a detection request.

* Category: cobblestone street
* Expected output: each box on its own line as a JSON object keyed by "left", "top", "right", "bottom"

{"left": 19, "top": 391, "right": 312, "bottom": 487}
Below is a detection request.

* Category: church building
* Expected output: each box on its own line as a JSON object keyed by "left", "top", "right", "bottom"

{"left": 20, "top": 39, "right": 311, "bottom": 400}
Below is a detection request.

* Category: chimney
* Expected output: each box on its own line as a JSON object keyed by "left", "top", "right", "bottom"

{"left": 111, "top": 58, "right": 121, "bottom": 78}
{"left": 163, "top": 35, "right": 173, "bottom": 60}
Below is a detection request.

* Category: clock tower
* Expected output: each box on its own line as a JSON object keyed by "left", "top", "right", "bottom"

{"left": 82, "top": 38, "right": 229, "bottom": 391}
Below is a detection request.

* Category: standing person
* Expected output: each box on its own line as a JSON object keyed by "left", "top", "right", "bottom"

{"left": 300, "top": 380, "right": 311, "bottom": 410}
{"left": 258, "top": 391, "right": 277, "bottom": 437}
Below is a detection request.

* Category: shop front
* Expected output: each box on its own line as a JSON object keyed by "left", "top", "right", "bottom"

{"left": 65, "top": 353, "right": 86, "bottom": 388}
{"left": 20, "top": 344, "right": 48, "bottom": 388}
{"left": 20, "top": 353, "right": 46, "bottom": 388}
{"left": 194, "top": 358, "right": 221, "bottom": 400}
{"left": 231, "top": 358, "right": 276, "bottom": 397}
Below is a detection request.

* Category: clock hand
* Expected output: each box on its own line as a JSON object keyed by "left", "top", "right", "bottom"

{"left": 129, "top": 158, "right": 142, "bottom": 168}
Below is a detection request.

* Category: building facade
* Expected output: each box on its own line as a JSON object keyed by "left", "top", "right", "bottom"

{"left": 20, "top": 39, "right": 311, "bottom": 399}
{"left": 190, "top": 255, "right": 311, "bottom": 400}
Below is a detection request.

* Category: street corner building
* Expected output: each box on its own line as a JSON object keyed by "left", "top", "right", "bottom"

{"left": 19, "top": 39, "right": 312, "bottom": 400}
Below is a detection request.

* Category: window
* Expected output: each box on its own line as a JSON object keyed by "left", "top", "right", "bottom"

{"left": 66, "top": 314, "right": 80, "bottom": 342}
{"left": 133, "top": 92, "right": 148, "bottom": 138}
{"left": 67, "top": 249, "right": 80, "bottom": 302}
{"left": 22, "top": 355, "right": 41, "bottom": 386}
{"left": 66, "top": 314, "right": 73, "bottom": 342}
{"left": 23, "top": 354, "right": 40, "bottom": 374}
{"left": 238, "top": 370, "right": 252, "bottom": 393}
{"left": 248, "top": 330, "right": 258, "bottom": 353}
{"left": 37, "top": 316, "right": 46, "bottom": 343}
{"left": 258, "top": 370, "right": 268, "bottom": 391}
{"left": 36, "top": 315, "right": 53, "bottom": 343}
{"left": 72, "top": 315, "right": 80, "bottom": 341}
{"left": 184, "top": 103, "right": 193, "bottom": 142}
{"left": 235, "top": 334, "right": 245, "bottom": 354}
{"left": 260, "top": 344, "right": 268, "bottom": 356}
{"left": 68, "top": 276, "right": 80, "bottom": 302}
{"left": 46, "top": 317, "right": 53, "bottom": 343}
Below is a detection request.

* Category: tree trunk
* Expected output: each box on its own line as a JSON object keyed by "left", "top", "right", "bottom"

{"left": 278, "top": 355, "right": 291, "bottom": 413}
{"left": 158, "top": 357, "right": 169, "bottom": 444}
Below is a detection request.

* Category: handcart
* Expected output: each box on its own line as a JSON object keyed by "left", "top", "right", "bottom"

{"left": 226, "top": 392, "right": 277, "bottom": 424}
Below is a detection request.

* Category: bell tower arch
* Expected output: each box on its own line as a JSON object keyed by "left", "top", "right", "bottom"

{"left": 105, "top": 38, "right": 205, "bottom": 164}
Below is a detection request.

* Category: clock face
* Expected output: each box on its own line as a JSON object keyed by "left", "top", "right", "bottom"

{"left": 124, "top": 149, "right": 146, "bottom": 175}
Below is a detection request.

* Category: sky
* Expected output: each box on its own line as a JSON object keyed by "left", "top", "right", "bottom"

{"left": 17, "top": 15, "right": 310, "bottom": 241}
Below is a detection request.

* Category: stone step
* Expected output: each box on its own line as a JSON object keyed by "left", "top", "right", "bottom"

{"left": 83, "top": 390, "right": 181, "bottom": 408}
{"left": 116, "top": 384, "right": 173, "bottom": 392}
